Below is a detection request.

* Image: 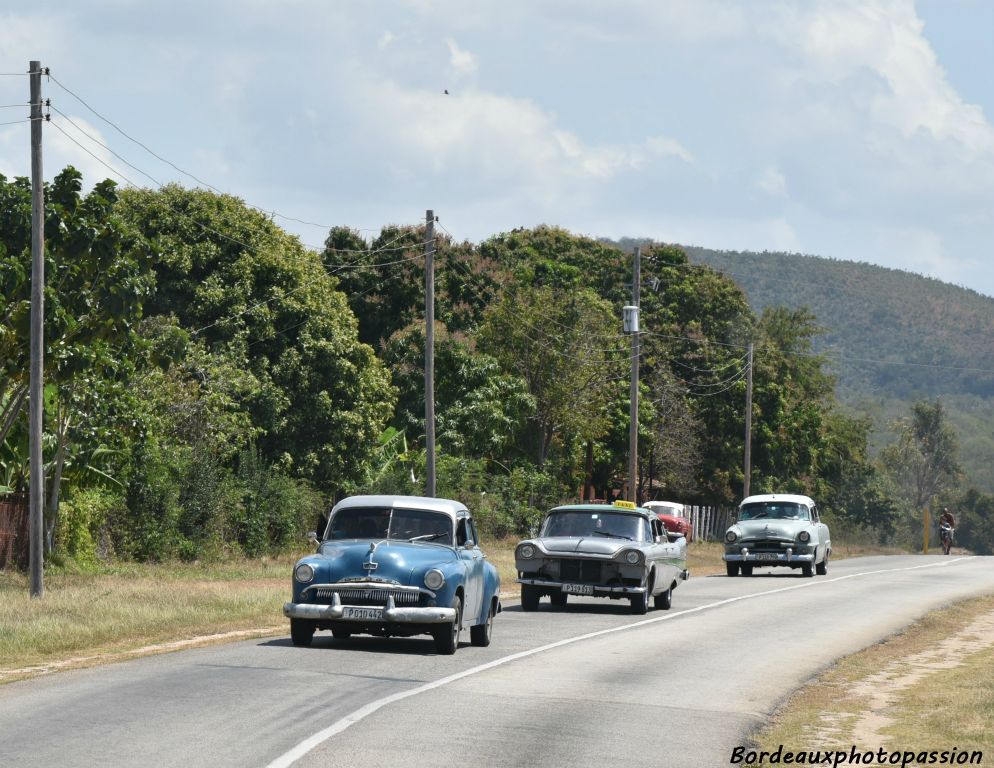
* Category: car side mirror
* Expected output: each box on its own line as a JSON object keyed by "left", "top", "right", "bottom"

{"left": 307, "top": 531, "right": 319, "bottom": 546}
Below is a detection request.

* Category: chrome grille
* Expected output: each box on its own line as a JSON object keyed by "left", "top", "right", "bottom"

{"left": 744, "top": 539, "right": 788, "bottom": 552}
{"left": 313, "top": 588, "right": 422, "bottom": 607}
{"left": 556, "top": 559, "right": 603, "bottom": 583}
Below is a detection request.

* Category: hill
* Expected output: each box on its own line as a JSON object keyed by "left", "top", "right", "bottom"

{"left": 610, "top": 239, "right": 994, "bottom": 493}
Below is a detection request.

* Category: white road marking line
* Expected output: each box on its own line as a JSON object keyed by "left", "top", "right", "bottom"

{"left": 265, "top": 557, "right": 974, "bottom": 768}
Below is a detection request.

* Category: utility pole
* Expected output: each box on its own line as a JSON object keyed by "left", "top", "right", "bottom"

{"left": 743, "top": 342, "right": 754, "bottom": 500}
{"left": 923, "top": 508, "right": 930, "bottom": 554}
{"left": 28, "top": 60, "right": 45, "bottom": 598}
{"left": 424, "top": 210, "right": 436, "bottom": 497}
{"left": 627, "top": 247, "right": 640, "bottom": 502}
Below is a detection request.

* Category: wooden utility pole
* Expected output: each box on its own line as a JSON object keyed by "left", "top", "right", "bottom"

{"left": 743, "top": 342, "right": 754, "bottom": 499}
{"left": 28, "top": 60, "right": 45, "bottom": 598}
{"left": 923, "top": 508, "right": 930, "bottom": 554}
{"left": 424, "top": 210, "right": 436, "bottom": 497}
{"left": 627, "top": 247, "right": 640, "bottom": 502}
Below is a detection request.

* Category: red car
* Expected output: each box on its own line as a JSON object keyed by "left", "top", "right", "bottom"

{"left": 644, "top": 501, "right": 694, "bottom": 543}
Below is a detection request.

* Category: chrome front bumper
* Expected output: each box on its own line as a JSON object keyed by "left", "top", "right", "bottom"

{"left": 283, "top": 593, "right": 456, "bottom": 624}
{"left": 723, "top": 547, "right": 814, "bottom": 564}
{"left": 516, "top": 578, "right": 646, "bottom": 595}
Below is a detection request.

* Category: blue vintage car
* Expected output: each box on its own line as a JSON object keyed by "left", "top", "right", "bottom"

{"left": 283, "top": 495, "right": 501, "bottom": 654}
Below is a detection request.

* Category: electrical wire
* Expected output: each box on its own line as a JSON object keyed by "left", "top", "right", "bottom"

{"left": 48, "top": 72, "right": 381, "bottom": 233}
{"left": 0, "top": 119, "right": 29, "bottom": 127}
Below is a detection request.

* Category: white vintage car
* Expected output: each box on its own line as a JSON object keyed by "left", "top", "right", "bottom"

{"left": 723, "top": 493, "right": 831, "bottom": 577}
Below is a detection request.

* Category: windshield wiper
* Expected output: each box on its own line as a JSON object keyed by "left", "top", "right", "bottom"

{"left": 592, "top": 530, "right": 633, "bottom": 540}
{"left": 405, "top": 533, "right": 445, "bottom": 542}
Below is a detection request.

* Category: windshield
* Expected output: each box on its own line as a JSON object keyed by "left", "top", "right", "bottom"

{"left": 541, "top": 511, "right": 645, "bottom": 541}
{"left": 739, "top": 502, "right": 810, "bottom": 521}
{"left": 326, "top": 507, "right": 453, "bottom": 545}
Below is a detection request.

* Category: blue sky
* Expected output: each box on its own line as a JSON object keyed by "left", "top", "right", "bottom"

{"left": 1, "top": 0, "right": 992, "bottom": 297}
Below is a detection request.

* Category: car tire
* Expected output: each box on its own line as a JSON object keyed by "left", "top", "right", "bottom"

{"left": 434, "top": 595, "right": 462, "bottom": 655}
{"left": 331, "top": 628, "right": 351, "bottom": 640}
{"left": 470, "top": 600, "right": 495, "bottom": 647}
{"left": 801, "top": 562, "right": 814, "bottom": 577}
{"left": 290, "top": 618, "right": 315, "bottom": 647}
{"left": 726, "top": 562, "right": 740, "bottom": 577}
{"left": 630, "top": 589, "right": 649, "bottom": 615}
{"left": 654, "top": 585, "right": 672, "bottom": 610}
{"left": 550, "top": 592, "right": 568, "bottom": 608}
{"left": 741, "top": 565, "right": 753, "bottom": 577}
{"left": 815, "top": 555, "right": 828, "bottom": 576}
{"left": 521, "top": 584, "right": 540, "bottom": 612}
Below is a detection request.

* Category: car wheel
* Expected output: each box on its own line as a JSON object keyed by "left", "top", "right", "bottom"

{"left": 331, "top": 628, "right": 351, "bottom": 640}
{"left": 654, "top": 585, "right": 672, "bottom": 610}
{"left": 741, "top": 565, "right": 753, "bottom": 577}
{"left": 815, "top": 555, "right": 828, "bottom": 576}
{"left": 521, "top": 584, "right": 540, "bottom": 612}
{"left": 470, "top": 600, "right": 495, "bottom": 647}
{"left": 801, "top": 562, "right": 813, "bottom": 577}
{"left": 726, "top": 562, "right": 740, "bottom": 577}
{"left": 434, "top": 595, "right": 462, "bottom": 655}
{"left": 550, "top": 592, "right": 568, "bottom": 608}
{"left": 290, "top": 618, "right": 315, "bottom": 647}
{"left": 630, "top": 589, "right": 649, "bottom": 615}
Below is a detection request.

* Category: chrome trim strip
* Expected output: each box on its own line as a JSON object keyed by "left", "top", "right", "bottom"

{"left": 301, "top": 582, "right": 435, "bottom": 598}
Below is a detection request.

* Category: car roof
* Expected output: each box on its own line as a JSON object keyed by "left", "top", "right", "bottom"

{"left": 740, "top": 493, "right": 815, "bottom": 507}
{"left": 548, "top": 503, "right": 654, "bottom": 520}
{"left": 330, "top": 495, "right": 469, "bottom": 519}
{"left": 643, "top": 501, "right": 684, "bottom": 511}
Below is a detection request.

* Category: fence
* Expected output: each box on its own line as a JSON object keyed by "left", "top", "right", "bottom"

{"left": 686, "top": 504, "right": 734, "bottom": 542}
{"left": 0, "top": 492, "right": 29, "bottom": 570}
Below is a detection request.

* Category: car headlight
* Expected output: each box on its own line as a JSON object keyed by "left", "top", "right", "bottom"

{"left": 623, "top": 549, "right": 643, "bottom": 565}
{"left": 725, "top": 530, "right": 738, "bottom": 543}
{"left": 518, "top": 544, "right": 535, "bottom": 559}
{"left": 294, "top": 563, "right": 314, "bottom": 584}
{"left": 424, "top": 569, "right": 445, "bottom": 590}
{"left": 798, "top": 530, "right": 811, "bottom": 543}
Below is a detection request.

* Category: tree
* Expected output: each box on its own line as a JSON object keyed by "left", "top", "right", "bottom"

{"left": 880, "top": 399, "right": 961, "bottom": 533}
{"left": 1, "top": 167, "right": 153, "bottom": 548}
{"left": 116, "top": 185, "right": 395, "bottom": 493}
{"left": 477, "top": 284, "right": 621, "bottom": 469}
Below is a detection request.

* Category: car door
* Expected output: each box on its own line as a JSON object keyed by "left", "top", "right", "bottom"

{"left": 456, "top": 515, "right": 485, "bottom": 626}
{"left": 648, "top": 517, "right": 674, "bottom": 593}
{"left": 812, "top": 505, "right": 830, "bottom": 559}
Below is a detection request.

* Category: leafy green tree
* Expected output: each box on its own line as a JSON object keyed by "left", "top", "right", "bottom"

{"left": 477, "top": 284, "right": 620, "bottom": 469}
{"left": 116, "top": 185, "right": 395, "bottom": 493}
{"left": 381, "top": 322, "right": 534, "bottom": 462}
{"left": 0, "top": 168, "right": 152, "bottom": 549}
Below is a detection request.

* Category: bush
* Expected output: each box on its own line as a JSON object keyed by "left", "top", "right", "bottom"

{"left": 58, "top": 488, "right": 124, "bottom": 565}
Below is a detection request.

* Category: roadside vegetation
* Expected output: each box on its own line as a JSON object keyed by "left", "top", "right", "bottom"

{"left": 3, "top": 167, "right": 993, "bottom": 578}
{"left": 748, "top": 594, "right": 994, "bottom": 761}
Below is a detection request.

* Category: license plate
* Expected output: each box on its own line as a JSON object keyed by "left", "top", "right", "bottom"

{"left": 342, "top": 606, "right": 383, "bottom": 620}
{"left": 562, "top": 583, "right": 594, "bottom": 595}
{"left": 754, "top": 553, "right": 779, "bottom": 561}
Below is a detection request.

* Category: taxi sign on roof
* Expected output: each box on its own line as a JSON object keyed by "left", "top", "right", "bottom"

{"left": 613, "top": 500, "right": 637, "bottom": 509}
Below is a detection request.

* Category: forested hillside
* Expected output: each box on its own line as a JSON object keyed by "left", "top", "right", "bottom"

{"left": 614, "top": 242, "right": 994, "bottom": 493}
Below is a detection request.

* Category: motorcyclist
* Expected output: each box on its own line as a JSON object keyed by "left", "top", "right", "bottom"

{"left": 938, "top": 507, "right": 955, "bottom": 553}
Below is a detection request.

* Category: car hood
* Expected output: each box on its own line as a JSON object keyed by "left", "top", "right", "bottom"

{"left": 315, "top": 540, "right": 457, "bottom": 585}
{"left": 532, "top": 536, "right": 629, "bottom": 556}
{"left": 734, "top": 520, "right": 808, "bottom": 540}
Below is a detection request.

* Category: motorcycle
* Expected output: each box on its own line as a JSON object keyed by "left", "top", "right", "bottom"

{"left": 939, "top": 522, "right": 955, "bottom": 555}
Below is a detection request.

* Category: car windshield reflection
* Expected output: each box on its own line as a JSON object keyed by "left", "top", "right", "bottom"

{"left": 739, "top": 502, "right": 810, "bottom": 521}
{"left": 326, "top": 507, "right": 453, "bottom": 545}
{"left": 541, "top": 511, "right": 642, "bottom": 540}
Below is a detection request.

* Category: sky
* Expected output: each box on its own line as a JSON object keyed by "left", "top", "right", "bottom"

{"left": 1, "top": 0, "right": 992, "bottom": 297}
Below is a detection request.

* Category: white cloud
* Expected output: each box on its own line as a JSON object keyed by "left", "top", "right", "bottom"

{"left": 378, "top": 31, "right": 397, "bottom": 50}
{"left": 757, "top": 167, "right": 786, "bottom": 197}
{"left": 445, "top": 37, "right": 477, "bottom": 76}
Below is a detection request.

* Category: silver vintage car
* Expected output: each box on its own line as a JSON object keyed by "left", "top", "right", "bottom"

{"left": 515, "top": 501, "right": 689, "bottom": 614}
{"left": 723, "top": 493, "right": 831, "bottom": 577}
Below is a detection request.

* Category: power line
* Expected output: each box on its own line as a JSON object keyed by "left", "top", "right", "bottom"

{"left": 0, "top": 119, "right": 30, "bottom": 127}
{"left": 47, "top": 72, "right": 380, "bottom": 233}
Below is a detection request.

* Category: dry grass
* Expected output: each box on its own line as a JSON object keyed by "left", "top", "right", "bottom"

{"left": 0, "top": 556, "right": 300, "bottom": 681}
{"left": 748, "top": 594, "right": 994, "bottom": 762}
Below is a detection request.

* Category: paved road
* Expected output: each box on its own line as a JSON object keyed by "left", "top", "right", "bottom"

{"left": 1, "top": 555, "right": 991, "bottom": 768}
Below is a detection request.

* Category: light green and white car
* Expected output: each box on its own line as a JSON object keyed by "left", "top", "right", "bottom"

{"left": 723, "top": 494, "right": 831, "bottom": 577}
